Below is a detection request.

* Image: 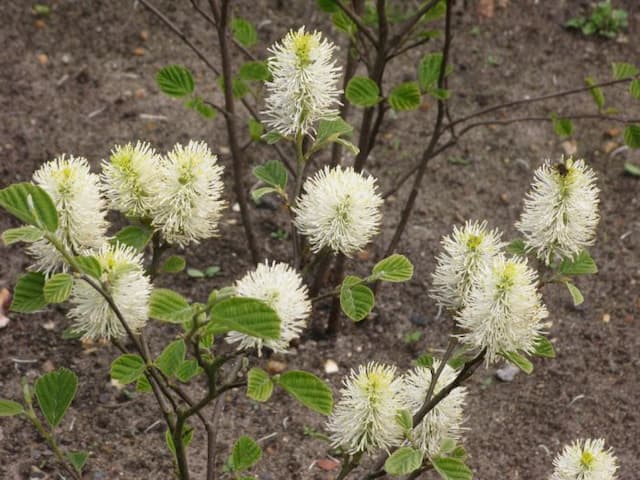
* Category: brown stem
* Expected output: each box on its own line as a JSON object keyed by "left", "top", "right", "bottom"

{"left": 388, "top": 0, "right": 441, "bottom": 50}
{"left": 211, "top": 0, "right": 260, "bottom": 265}
{"left": 326, "top": 254, "right": 346, "bottom": 336}
{"left": 383, "top": 0, "right": 452, "bottom": 258}
{"left": 335, "top": 0, "right": 378, "bottom": 47}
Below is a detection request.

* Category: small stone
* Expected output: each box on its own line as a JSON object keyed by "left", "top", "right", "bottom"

{"left": 356, "top": 249, "right": 371, "bottom": 261}
{"left": 34, "top": 19, "right": 46, "bottom": 29}
{"left": 139, "top": 30, "right": 150, "bottom": 41}
{"left": 42, "top": 359, "right": 55, "bottom": 373}
{"left": 267, "top": 360, "right": 287, "bottom": 374}
{"left": 132, "top": 47, "right": 145, "bottom": 56}
{"left": 60, "top": 53, "right": 71, "bottom": 64}
{"left": 561, "top": 140, "right": 577, "bottom": 156}
{"left": 134, "top": 88, "right": 146, "bottom": 99}
{"left": 602, "top": 313, "right": 611, "bottom": 323}
{"left": 29, "top": 466, "right": 48, "bottom": 479}
{"left": 499, "top": 192, "right": 510, "bottom": 205}
{"left": 36, "top": 53, "right": 48, "bottom": 65}
{"left": 605, "top": 127, "right": 621, "bottom": 138}
{"left": 42, "top": 320, "right": 55, "bottom": 330}
{"left": 495, "top": 363, "right": 520, "bottom": 382}
{"left": 232, "top": 202, "right": 240, "bottom": 212}
{"left": 602, "top": 141, "right": 618, "bottom": 154}
{"left": 316, "top": 458, "right": 340, "bottom": 471}
{"left": 324, "top": 359, "right": 339, "bottom": 374}
{"left": 219, "top": 146, "right": 231, "bottom": 155}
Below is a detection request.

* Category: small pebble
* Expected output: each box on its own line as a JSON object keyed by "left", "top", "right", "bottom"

{"left": 324, "top": 359, "right": 339, "bottom": 374}
{"left": 36, "top": 53, "right": 48, "bottom": 65}
{"left": 495, "top": 363, "right": 520, "bottom": 382}
{"left": 132, "top": 47, "right": 145, "bottom": 56}
{"left": 267, "top": 360, "right": 287, "bottom": 374}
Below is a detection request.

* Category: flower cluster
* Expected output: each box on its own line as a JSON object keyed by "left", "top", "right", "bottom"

{"left": 294, "top": 166, "right": 383, "bottom": 256}
{"left": 430, "top": 220, "right": 504, "bottom": 310}
{"left": 328, "top": 361, "right": 468, "bottom": 456}
{"left": 550, "top": 439, "right": 618, "bottom": 480}
{"left": 517, "top": 158, "right": 600, "bottom": 264}
{"left": 226, "top": 261, "right": 311, "bottom": 354}
{"left": 263, "top": 27, "right": 342, "bottom": 137}
{"left": 29, "top": 155, "right": 108, "bottom": 275}
{"left": 68, "top": 243, "right": 151, "bottom": 340}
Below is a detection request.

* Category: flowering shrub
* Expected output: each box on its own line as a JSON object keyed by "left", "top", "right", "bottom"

{"left": 1, "top": 0, "right": 637, "bottom": 479}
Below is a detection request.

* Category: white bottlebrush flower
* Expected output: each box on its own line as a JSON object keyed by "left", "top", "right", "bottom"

{"left": 226, "top": 261, "right": 311, "bottom": 354}
{"left": 328, "top": 362, "right": 404, "bottom": 454}
{"left": 102, "top": 141, "right": 162, "bottom": 218}
{"left": 516, "top": 158, "right": 600, "bottom": 264}
{"left": 68, "top": 243, "right": 151, "bottom": 340}
{"left": 400, "top": 361, "right": 467, "bottom": 456}
{"left": 456, "top": 254, "right": 548, "bottom": 364}
{"left": 263, "top": 26, "right": 341, "bottom": 137}
{"left": 293, "top": 166, "right": 383, "bottom": 256}
{"left": 551, "top": 439, "right": 618, "bottom": 480}
{"left": 430, "top": 220, "right": 504, "bottom": 310}
{"left": 151, "top": 141, "right": 225, "bottom": 246}
{"left": 29, "top": 155, "right": 108, "bottom": 275}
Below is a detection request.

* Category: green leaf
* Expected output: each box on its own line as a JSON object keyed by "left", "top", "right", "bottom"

{"left": 75, "top": 255, "right": 102, "bottom": 279}
{"left": 432, "top": 456, "right": 473, "bottom": 480}
{"left": 238, "top": 61, "right": 271, "bottom": 82}
{"left": 372, "top": 254, "right": 414, "bottom": 282}
{"left": 165, "top": 424, "right": 194, "bottom": 457}
{"left": 624, "top": 162, "right": 640, "bottom": 176}
{"left": 416, "top": 354, "right": 434, "bottom": 368}
{"left": 11, "top": 272, "right": 46, "bottom": 313}
{"left": 332, "top": 10, "right": 357, "bottom": 35}
{"left": 630, "top": 79, "right": 640, "bottom": 100}
{"left": 175, "top": 360, "right": 202, "bottom": 383}
{"left": 247, "top": 368, "right": 274, "bottom": 402}
{"left": 210, "top": 297, "right": 281, "bottom": 340}
{"left": 506, "top": 239, "right": 527, "bottom": 255}
{"left": 396, "top": 409, "right": 413, "bottom": 433}
{"left": 0, "top": 399, "right": 24, "bottom": 416}
{"left": 67, "top": 451, "right": 89, "bottom": 473}
{"left": 253, "top": 160, "right": 288, "bottom": 189}
{"left": 0, "top": 183, "right": 58, "bottom": 232}
{"left": 251, "top": 187, "right": 278, "bottom": 203}
{"left": 428, "top": 87, "right": 451, "bottom": 100}
{"left": 533, "top": 335, "right": 556, "bottom": 358}
{"left": 559, "top": 250, "right": 598, "bottom": 275}
{"left": 585, "top": 76, "right": 605, "bottom": 110}
{"left": 384, "top": 447, "right": 424, "bottom": 475}
{"left": 184, "top": 96, "right": 217, "bottom": 119}
{"left": 155, "top": 340, "right": 186, "bottom": 377}
{"left": 623, "top": 124, "right": 640, "bottom": 149}
{"left": 500, "top": 351, "right": 533, "bottom": 374}
{"left": 136, "top": 375, "right": 152, "bottom": 393}
{"left": 418, "top": 53, "right": 443, "bottom": 91}
{"left": 113, "top": 225, "right": 152, "bottom": 251}
{"left": 261, "top": 131, "right": 285, "bottom": 144}
{"left": 612, "top": 62, "right": 638, "bottom": 80}
{"left": 35, "top": 368, "right": 78, "bottom": 428}
{"left": 156, "top": 65, "right": 195, "bottom": 98}
{"left": 43, "top": 273, "right": 73, "bottom": 304}
{"left": 229, "top": 436, "right": 262, "bottom": 472}
{"left": 551, "top": 113, "right": 573, "bottom": 137}
{"left": 2, "top": 226, "right": 43, "bottom": 245}
{"left": 421, "top": 0, "right": 447, "bottom": 22}
{"left": 345, "top": 76, "right": 380, "bottom": 107}
{"left": 231, "top": 18, "right": 257, "bottom": 47}
{"left": 149, "top": 288, "right": 192, "bottom": 323}
{"left": 248, "top": 117, "right": 264, "bottom": 141}
{"left": 317, "top": 0, "right": 339, "bottom": 12}
{"left": 315, "top": 118, "right": 354, "bottom": 147}
{"left": 186, "top": 268, "right": 205, "bottom": 279}
{"left": 389, "top": 82, "right": 422, "bottom": 111}
{"left": 340, "top": 275, "right": 375, "bottom": 322}
{"left": 565, "top": 281, "right": 584, "bottom": 306}
{"left": 110, "top": 354, "right": 146, "bottom": 384}
{"left": 276, "top": 371, "right": 333, "bottom": 415}
{"left": 162, "top": 256, "right": 186, "bottom": 274}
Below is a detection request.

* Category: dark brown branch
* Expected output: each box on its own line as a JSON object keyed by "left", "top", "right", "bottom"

{"left": 383, "top": 0, "right": 453, "bottom": 257}
{"left": 335, "top": 0, "right": 378, "bottom": 47}
{"left": 388, "top": 0, "right": 441, "bottom": 50}
{"left": 211, "top": 0, "right": 260, "bottom": 264}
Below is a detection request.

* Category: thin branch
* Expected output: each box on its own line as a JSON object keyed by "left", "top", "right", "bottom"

{"left": 388, "top": 0, "right": 441, "bottom": 50}
{"left": 383, "top": 111, "right": 640, "bottom": 199}
{"left": 138, "top": 0, "right": 221, "bottom": 75}
{"left": 383, "top": 0, "right": 453, "bottom": 257}
{"left": 335, "top": 0, "right": 378, "bottom": 47}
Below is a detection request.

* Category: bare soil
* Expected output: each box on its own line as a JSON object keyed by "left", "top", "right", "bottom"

{"left": 1, "top": 1, "right": 639, "bottom": 479}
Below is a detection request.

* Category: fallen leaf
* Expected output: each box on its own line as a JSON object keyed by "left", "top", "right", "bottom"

{"left": 0, "top": 288, "right": 10, "bottom": 329}
{"left": 132, "top": 47, "right": 145, "bottom": 57}
{"left": 34, "top": 19, "right": 46, "bottom": 29}
{"left": 602, "top": 141, "right": 618, "bottom": 154}
{"left": 605, "top": 127, "right": 621, "bottom": 138}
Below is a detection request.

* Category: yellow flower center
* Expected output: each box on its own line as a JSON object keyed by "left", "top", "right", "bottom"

{"left": 466, "top": 234, "right": 483, "bottom": 251}
{"left": 292, "top": 32, "right": 318, "bottom": 67}
{"left": 580, "top": 450, "right": 596, "bottom": 470}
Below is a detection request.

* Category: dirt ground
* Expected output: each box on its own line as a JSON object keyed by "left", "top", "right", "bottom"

{"left": 1, "top": 0, "right": 639, "bottom": 479}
